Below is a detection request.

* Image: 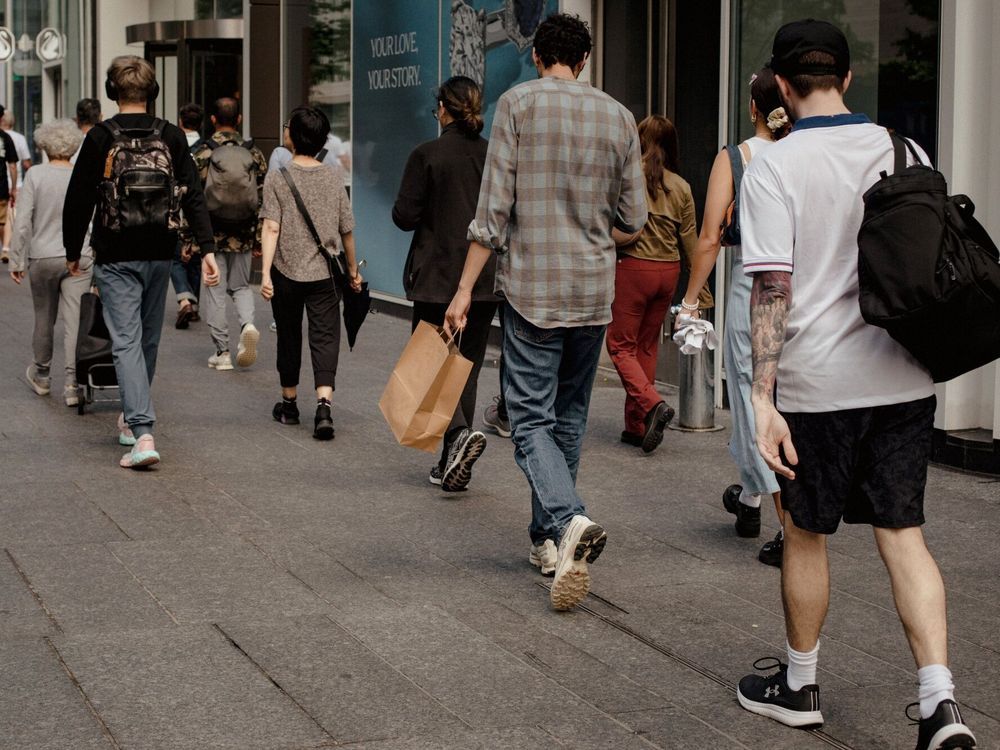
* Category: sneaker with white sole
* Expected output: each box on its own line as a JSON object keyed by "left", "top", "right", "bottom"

{"left": 119, "top": 434, "right": 160, "bottom": 469}
{"left": 529, "top": 539, "right": 557, "bottom": 576}
{"left": 428, "top": 464, "right": 444, "bottom": 486}
{"left": 910, "top": 700, "right": 976, "bottom": 750}
{"left": 483, "top": 396, "right": 511, "bottom": 438}
{"left": 550, "top": 515, "right": 607, "bottom": 610}
{"left": 26, "top": 364, "right": 51, "bottom": 396}
{"left": 64, "top": 384, "right": 80, "bottom": 407}
{"left": 441, "top": 429, "right": 487, "bottom": 492}
{"left": 236, "top": 323, "right": 260, "bottom": 367}
{"left": 737, "top": 658, "right": 823, "bottom": 728}
{"left": 208, "top": 351, "right": 234, "bottom": 371}
{"left": 117, "top": 413, "right": 136, "bottom": 446}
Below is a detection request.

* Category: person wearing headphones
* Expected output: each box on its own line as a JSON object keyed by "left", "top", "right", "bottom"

{"left": 63, "top": 55, "right": 220, "bottom": 469}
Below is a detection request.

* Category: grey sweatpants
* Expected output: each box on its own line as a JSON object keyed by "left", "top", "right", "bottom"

{"left": 28, "top": 256, "right": 93, "bottom": 384}
{"left": 202, "top": 251, "right": 255, "bottom": 353}
{"left": 93, "top": 260, "right": 171, "bottom": 437}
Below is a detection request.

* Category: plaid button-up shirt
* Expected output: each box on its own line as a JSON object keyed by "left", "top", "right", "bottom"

{"left": 468, "top": 77, "right": 647, "bottom": 328}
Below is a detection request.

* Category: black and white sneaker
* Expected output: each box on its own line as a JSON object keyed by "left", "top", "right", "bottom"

{"left": 910, "top": 700, "right": 976, "bottom": 750}
{"left": 723, "top": 484, "right": 762, "bottom": 538}
{"left": 428, "top": 464, "right": 444, "bottom": 486}
{"left": 737, "top": 658, "right": 823, "bottom": 728}
{"left": 441, "top": 429, "right": 487, "bottom": 492}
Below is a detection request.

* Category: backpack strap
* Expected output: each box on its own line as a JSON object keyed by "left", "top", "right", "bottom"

{"left": 725, "top": 144, "right": 745, "bottom": 227}
{"left": 888, "top": 130, "right": 924, "bottom": 174}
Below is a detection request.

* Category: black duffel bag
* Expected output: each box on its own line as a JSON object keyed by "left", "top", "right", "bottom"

{"left": 858, "top": 132, "right": 1000, "bottom": 383}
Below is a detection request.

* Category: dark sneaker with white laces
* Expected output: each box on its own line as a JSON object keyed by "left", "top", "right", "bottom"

{"left": 641, "top": 401, "right": 674, "bottom": 454}
{"left": 759, "top": 529, "right": 784, "bottom": 568}
{"left": 550, "top": 515, "right": 607, "bottom": 610}
{"left": 428, "top": 464, "right": 444, "bottom": 486}
{"left": 441, "top": 429, "right": 487, "bottom": 492}
{"left": 737, "top": 658, "right": 823, "bottom": 728}
{"left": 723, "top": 484, "right": 762, "bottom": 538}
{"left": 910, "top": 700, "right": 976, "bottom": 750}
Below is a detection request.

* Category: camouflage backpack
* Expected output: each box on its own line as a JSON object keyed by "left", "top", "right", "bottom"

{"left": 98, "top": 119, "right": 182, "bottom": 233}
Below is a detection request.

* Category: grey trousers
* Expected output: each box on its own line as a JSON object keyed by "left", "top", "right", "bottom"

{"left": 92, "top": 260, "right": 171, "bottom": 437}
{"left": 28, "top": 256, "right": 93, "bottom": 384}
{"left": 202, "top": 251, "right": 255, "bottom": 353}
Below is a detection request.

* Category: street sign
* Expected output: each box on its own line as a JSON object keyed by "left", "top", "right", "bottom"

{"left": 36, "top": 27, "right": 65, "bottom": 63}
{"left": 0, "top": 28, "right": 14, "bottom": 63}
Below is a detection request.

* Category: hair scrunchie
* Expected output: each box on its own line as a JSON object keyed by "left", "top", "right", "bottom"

{"left": 767, "top": 107, "right": 789, "bottom": 132}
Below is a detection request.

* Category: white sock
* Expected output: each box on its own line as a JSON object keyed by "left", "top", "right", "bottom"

{"left": 786, "top": 640, "right": 819, "bottom": 691}
{"left": 918, "top": 664, "right": 955, "bottom": 719}
{"left": 738, "top": 487, "right": 762, "bottom": 508}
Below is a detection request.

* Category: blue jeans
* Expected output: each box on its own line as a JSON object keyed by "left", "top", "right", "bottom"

{"left": 170, "top": 242, "right": 201, "bottom": 304}
{"left": 501, "top": 302, "right": 606, "bottom": 545}
{"left": 92, "top": 260, "right": 171, "bottom": 438}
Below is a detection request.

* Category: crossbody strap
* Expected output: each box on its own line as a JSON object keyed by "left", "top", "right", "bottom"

{"left": 279, "top": 166, "right": 333, "bottom": 263}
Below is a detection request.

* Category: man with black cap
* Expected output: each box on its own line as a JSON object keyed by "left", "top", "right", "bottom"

{"left": 734, "top": 19, "right": 976, "bottom": 750}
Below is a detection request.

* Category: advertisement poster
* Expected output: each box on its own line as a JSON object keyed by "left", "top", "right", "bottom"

{"left": 352, "top": 0, "right": 557, "bottom": 298}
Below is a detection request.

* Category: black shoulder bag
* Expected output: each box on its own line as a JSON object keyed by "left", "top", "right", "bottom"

{"left": 279, "top": 166, "right": 348, "bottom": 288}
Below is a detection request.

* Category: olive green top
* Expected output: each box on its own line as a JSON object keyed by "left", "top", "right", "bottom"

{"left": 625, "top": 169, "right": 697, "bottom": 263}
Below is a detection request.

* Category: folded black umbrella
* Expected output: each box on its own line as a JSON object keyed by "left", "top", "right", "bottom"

{"left": 343, "top": 281, "right": 371, "bottom": 351}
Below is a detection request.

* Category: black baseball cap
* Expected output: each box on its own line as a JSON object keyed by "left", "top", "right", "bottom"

{"left": 770, "top": 19, "right": 850, "bottom": 78}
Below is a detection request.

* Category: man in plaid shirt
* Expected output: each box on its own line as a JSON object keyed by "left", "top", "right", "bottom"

{"left": 446, "top": 13, "right": 646, "bottom": 611}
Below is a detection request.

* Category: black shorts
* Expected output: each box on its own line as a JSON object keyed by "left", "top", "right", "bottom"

{"left": 777, "top": 396, "right": 935, "bottom": 534}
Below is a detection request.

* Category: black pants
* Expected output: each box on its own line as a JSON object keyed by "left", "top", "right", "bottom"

{"left": 412, "top": 300, "right": 498, "bottom": 461}
{"left": 271, "top": 267, "right": 341, "bottom": 390}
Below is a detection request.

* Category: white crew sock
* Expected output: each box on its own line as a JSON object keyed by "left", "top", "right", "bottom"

{"left": 739, "top": 487, "right": 762, "bottom": 508}
{"left": 786, "top": 640, "right": 819, "bottom": 691}
{"left": 918, "top": 664, "right": 955, "bottom": 719}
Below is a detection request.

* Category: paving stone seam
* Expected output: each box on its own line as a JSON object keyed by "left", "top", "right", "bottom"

{"left": 211, "top": 623, "right": 340, "bottom": 743}
{"left": 5, "top": 548, "right": 64, "bottom": 633}
{"left": 43, "top": 636, "right": 122, "bottom": 749}
{"left": 103, "top": 544, "right": 181, "bottom": 625}
{"left": 72, "top": 480, "right": 134, "bottom": 541}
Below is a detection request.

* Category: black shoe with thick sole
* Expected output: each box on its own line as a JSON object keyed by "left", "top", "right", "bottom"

{"left": 641, "top": 401, "right": 674, "bottom": 454}
{"left": 759, "top": 530, "right": 784, "bottom": 567}
{"left": 911, "top": 700, "right": 977, "bottom": 750}
{"left": 313, "top": 402, "right": 335, "bottom": 440}
{"left": 620, "top": 431, "right": 642, "bottom": 447}
{"left": 441, "top": 429, "right": 487, "bottom": 492}
{"left": 723, "top": 483, "right": 762, "bottom": 538}
{"left": 272, "top": 401, "right": 300, "bottom": 425}
{"left": 737, "top": 658, "right": 823, "bottom": 728}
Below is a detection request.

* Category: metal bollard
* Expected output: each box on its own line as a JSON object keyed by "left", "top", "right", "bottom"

{"left": 670, "top": 306, "right": 721, "bottom": 432}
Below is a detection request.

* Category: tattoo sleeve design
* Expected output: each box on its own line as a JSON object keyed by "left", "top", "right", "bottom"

{"left": 750, "top": 271, "right": 792, "bottom": 404}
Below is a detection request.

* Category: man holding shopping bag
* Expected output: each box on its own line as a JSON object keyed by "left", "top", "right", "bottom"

{"left": 445, "top": 14, "right": 646, "bottom": 610}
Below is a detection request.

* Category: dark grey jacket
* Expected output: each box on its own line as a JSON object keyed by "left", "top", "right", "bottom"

{"left": 392, "top": 123, "right": 497, "bottom": 303}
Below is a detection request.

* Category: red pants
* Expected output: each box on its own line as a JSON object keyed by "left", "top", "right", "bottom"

{"left": 606, "top": 256, "right": 680, "bottom": 435}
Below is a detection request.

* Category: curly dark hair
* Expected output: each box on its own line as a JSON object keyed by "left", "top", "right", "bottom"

{"left": 532, "top": 14, "right": 592, "bottom": 70}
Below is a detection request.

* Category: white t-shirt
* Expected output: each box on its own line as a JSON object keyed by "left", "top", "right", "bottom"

{"left": 740, "top": 114, "right": 934, "bottom": 413}
{"left": 267, "top": 133, "right": 345, "bottom": 175}
{"left": 5, "top": 129, "right": 30, "bottom": 187}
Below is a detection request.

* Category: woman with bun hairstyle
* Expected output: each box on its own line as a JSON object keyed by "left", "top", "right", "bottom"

{"left": 606, "top": 114, "right": 694, "bottom": 456}
{"left": 393, "top": 76, "right": 496, "bottom": 493}
{"left": 677, "top": 65, "right": 792, "bottom": 566}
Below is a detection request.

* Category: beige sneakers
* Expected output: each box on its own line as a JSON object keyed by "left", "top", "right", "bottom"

{"left": 208, "top": 351, "right": 234, "bottom": 371}
{"left": 236, "top": 323, "right": 260, "bottom": 367}
{"left": 550, "top": 515, "right": 607, "bottom": 611}
{"left": 529, "top": 539, "right": 557, "bottom": 576}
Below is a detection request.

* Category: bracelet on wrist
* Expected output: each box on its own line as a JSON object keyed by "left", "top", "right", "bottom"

{"left": 680, "top": 299, "right": 699, "bottom": 311}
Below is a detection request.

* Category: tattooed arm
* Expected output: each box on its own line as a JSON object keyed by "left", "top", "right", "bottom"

{"left": 750, "top": 270, "right": 798, "bottom": 479}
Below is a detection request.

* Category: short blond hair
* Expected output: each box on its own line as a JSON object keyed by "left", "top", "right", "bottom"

{"left": 107, "top": 55, "right": 157, "bottom": 104}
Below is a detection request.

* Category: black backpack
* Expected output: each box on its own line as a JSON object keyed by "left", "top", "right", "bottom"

{"left": 858, "top": 132, "right": 1000, "bottom": 382}
{"left": 97, "top": 119, "right": 181, "bottom": 233}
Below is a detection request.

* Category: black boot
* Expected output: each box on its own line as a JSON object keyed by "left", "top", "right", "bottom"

{"left": 313, "top": 399, "right": 334, "bottom": 440}
{"left": 722, "top": 484, "right": 762, "bottom": 538}
{"left": 272, "top": 398, "right": 300, "bottom": 425}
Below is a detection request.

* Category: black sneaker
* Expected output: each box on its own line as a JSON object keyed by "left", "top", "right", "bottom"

{"left": 272, "top": 400, "right": 300, "bottom": 425}
{"left": 759, "top": 530, "right": 784, "bottom": 568}
{"left": 910, "top": 700, "right": 976, "bottom": 750}
{"left": 313, "top": 401, "right": 335, "bottom": 440}
{"left": 641, "top": 401, "right": 674, "bottom": 454}
{"left": 441, "top": 429, "right": 487, "bottom": 492}
{"left": 428, "top": 464, "right": 444, "bottom": 486}
{"left": 723, "top": 484, "right": 762, "bottom": 538}
{"left": 737, "top": 658, "right": 823, "bottom": 728}
{"left": 620, "top": 431, "right": 642, "bottom": 447}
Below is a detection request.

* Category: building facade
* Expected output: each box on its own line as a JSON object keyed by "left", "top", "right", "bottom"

{"left": 4, "top": 0, "right": 996, "bottom": 470}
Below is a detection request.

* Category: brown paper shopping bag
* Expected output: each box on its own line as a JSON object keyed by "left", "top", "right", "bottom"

{"left": 379, "top": 321, "right": 473, "bottom": 453}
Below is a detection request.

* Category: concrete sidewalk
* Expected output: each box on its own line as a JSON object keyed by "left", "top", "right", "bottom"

{"left": 0, "top": 276, "right": 997, "bottom": 750}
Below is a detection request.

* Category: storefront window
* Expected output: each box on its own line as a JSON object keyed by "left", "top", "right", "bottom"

{"left": 284, "top": 0, "right": 351, "bottom": 176}
{"left": 196, "top": 0, "right": 244, "bottom": 19}
{"left": 731, "top": 0, "right": 939, "bottom": 161}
